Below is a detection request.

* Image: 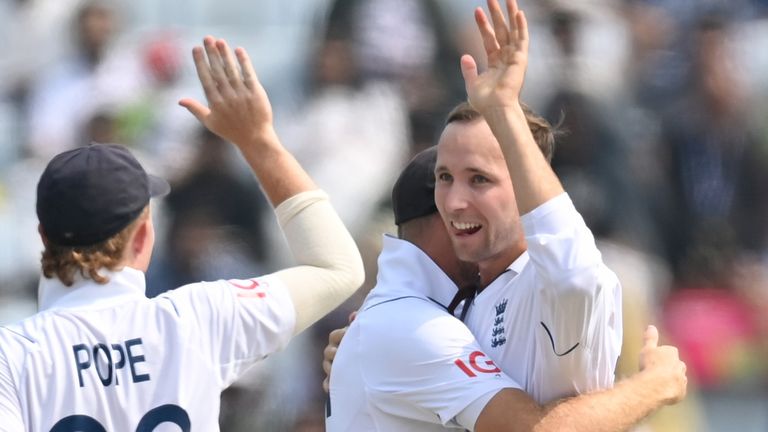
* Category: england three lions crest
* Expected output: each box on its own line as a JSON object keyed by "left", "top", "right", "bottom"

{"left": 491, "top": 299, "right": 508, "bottom": 348}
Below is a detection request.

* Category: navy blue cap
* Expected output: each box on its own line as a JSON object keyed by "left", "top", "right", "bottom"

{"left": 36, "top": 144, "right": 170, "bottom": 247}
{"left": 392, "top": 146, "right": 439, "bottom": 225}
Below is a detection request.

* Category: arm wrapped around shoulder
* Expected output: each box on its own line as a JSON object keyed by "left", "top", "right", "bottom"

{"left": 273, "top": 190, "right": 365, "bottom": 334}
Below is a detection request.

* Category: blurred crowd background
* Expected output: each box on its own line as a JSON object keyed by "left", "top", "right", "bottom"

{"left": 1, "top": 0, "right": 768, "bottom": 430}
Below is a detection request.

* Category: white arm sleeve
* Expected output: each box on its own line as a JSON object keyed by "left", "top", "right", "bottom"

{"left": 272, "top": 190, "right": 365, "bottom": 334}
{"left": 523, "top": 193, "right": 623, "bottom": 403}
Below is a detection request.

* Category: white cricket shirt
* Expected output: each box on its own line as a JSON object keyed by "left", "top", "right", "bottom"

{"left": 326, "top": 236, "right": 521, "bottom": 432}
{"left": 463, "top": 193, "right": 623, "bottom": 404}
{"left": 0, "top": 267, "right": 296, "bottom": 431}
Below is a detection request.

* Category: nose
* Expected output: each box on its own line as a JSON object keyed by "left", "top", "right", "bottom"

{"left": 440, "top": 183, "right": 469, "bottom": 214}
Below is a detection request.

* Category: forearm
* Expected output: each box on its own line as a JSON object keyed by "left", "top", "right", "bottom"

{"left": 535, "top": 373, "right": 663, "bottom": 432}
{"left": 482, "top": 105, "right": 563, "bottom": 215}
{"left": 237, "top": 127, "right": 317, "bottom": 207}
{"left": 478, "top": 328, "right": 685, "bottom": 432}
{"left": 272, "top": 191, "right": 365, "bottom": 334}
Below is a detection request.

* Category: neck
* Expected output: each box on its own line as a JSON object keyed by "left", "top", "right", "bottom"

{"left": 478, "top": 242, "right": 526, "bottom": 287}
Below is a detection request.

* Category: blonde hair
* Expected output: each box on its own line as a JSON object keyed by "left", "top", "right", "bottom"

{"left": 445, "top": 101, "right": 556, "bottom": 163}
{"left": 41, "top": 207, "right": 149, "bottom": 286}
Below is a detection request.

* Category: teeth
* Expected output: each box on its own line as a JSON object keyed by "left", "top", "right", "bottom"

{"left": 453, "top": 221, "right": 481, "bottom": 230}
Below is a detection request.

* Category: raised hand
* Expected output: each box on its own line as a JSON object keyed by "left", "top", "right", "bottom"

{"left": 461, "top": 0, "right": 529, "bottom": 113}
{"left": 179, "top": 36, "right": 275, "bottom": 149}
{"left": 639, "top": 325, "right": 688, "bottom": 405}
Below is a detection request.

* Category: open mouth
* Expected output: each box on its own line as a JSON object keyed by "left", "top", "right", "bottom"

{"left": 451, "top": 221, "right": 482, "bottom": 236}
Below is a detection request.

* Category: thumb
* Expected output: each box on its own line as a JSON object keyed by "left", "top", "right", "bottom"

{"left": 178, "top": 98, "right": 210, "bottom": 123}
{"left": 460, "top": 54, "right": 478, "bottom": 88}
{"left": 643, "top": 325, "right": 659, "bottom": 349}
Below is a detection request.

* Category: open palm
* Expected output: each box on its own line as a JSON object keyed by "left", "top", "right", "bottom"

{"left": 461, "top": 0, "right": 529, "bottom": 113}
{"left": 179, "top": 37, "right": 275, "bottom": 147}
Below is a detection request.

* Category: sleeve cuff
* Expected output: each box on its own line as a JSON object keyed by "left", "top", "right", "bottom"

{"left": 258, "top": 274, "right": 298, "bottom": 349}
{"left": 521, "top": 193, "right": 583, "bottom": 236}
{"left": 274, "top": 189, "right": 329, "bottom": 227}
{"left": 455, "top": 388, "right": 508, "bottom": 431}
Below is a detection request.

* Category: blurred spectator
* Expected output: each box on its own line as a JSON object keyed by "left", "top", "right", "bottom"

{"left": 652, "top": 15, "right": 768, "bottom": 404}
{"left": 24, "top": 0, "right": 144, "bottom": 159}
{"left": 113, "top": 33, "right": 202, "bottom": 177}
{"left": 323, "top": 0, "right": 465, "bottom": 153}
{"left": 114, "top": 35, "right": 184, "bottom": 147}
{"left": 622, "top": 0, "right": 682, "bottom": 109}
{"left": 281, "top": 32, "right": 409, "bottom": 239}
{"left": 624, "top": 0, "right": 764, "bottom": 108}
{"left": 540, "top": 7, "right": 635, "bottom": 240}
{"left": 146, "top": 128, "right": 270, "bottom": 296}
{"left": 0, "top": 0, "right": 81, "bottom": 99}
{"left": 657, "top": 15, "right": 768, "bottom": 285}
{"left": 0, "top": 0, "right": 84, "bottom": 169}
{"left": 543, "top": 90, "right": 630, "bottom": 238}
{"left": 83, "top": 111, "right": 119, "bottom": 144}
{"left": 617, "top": 0, "right": 678, "bottom": 255}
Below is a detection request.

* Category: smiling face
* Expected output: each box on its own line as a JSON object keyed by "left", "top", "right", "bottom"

{"left": 434, "top": 119, "right": 526, "bottom": 283}
{"left": 400, "top": 212, "right": 480, "bottom": 289}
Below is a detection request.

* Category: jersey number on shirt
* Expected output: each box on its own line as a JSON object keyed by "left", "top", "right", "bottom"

{"left": 454, "top": 351, "right": 501, "bottom": 377}
{"left": 49, "top": 404, "right": 190, "bottom": 432}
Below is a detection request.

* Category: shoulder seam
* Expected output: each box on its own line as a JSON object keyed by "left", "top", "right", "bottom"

{"left": 0, "top": 327, "right": 36, "bottom": 344}
{"left": 363, "top": 295, "right": 433, "bottom": 312}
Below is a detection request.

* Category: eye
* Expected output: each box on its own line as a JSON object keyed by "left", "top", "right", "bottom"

{"left": 471, "top": 174, "right": 489, "bottom": 184}
{"left": 437, "top": 172, "right": 453, "bottom": 183}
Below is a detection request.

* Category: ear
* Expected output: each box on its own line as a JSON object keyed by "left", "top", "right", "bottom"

{"left": 131, "top": 218, "right": 150, "bottom": 258}
{"left": 38, "top": 224, "right": 49, "bottom": 247}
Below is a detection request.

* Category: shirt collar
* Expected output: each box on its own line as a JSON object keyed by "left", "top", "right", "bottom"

{"left": 508, "top": 251, "right": 529, "bottom": 276}
{"left": 482, "top": 251, "right": 530, "bottom": 290}
{"left": 365, "top": 235, "right": 459, "bottom": 309}
{"left": 38, "top": 267, "right": 147, "bottom": 312}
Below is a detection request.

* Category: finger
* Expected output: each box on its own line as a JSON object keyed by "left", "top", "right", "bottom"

{"left": 322, "top": 377, "right": 330, "bottom": 394}
{"left": 323, "top": 356, "right": 333, "bottom": 374}
{"left": 329, "top": 327, "right": 346, "bottom": 346}
{"left": 203, "top": 36, "right": 228, "bottom": 90}
{"left": 191, "top": 46, "right": 219, "bottom": 102}
{"left": 475, "top": 8, "right": 501, "bottom": 65}
{"left": 348, "top": 310, "right": 358, "bottom": 323}
{"left": 216, "top": 38, "right": 243, "bottom": 89}
{"left": 506, "top": 0, "right": 519, "bottom": 43}
{"left": 517, "top": 10, "right": 529, "bottom": 52}
{"left": 643, "top": 325, "right": 659, "bottom": 349}
{"left": 460, "top": 54, "right": 479, "bottom": 88}
{"left": 487, "top": 0, "right": 510, "bottom": 47}
{"left": 326, "top": 345, "right": 338, "bottom": 362}
{"left": 235, "top": 47, "right": 259, "bottom": 90}
{"left": 178, "top": 98, "right": 211, "bottom": 122}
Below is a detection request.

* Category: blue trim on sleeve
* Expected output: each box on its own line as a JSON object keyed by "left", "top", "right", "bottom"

{"left": 540, "top": 322, "right": 579, "bottom": 357}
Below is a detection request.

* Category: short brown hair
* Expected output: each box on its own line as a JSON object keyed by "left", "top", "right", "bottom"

{"left": 445, "top": 101, "right": 555, "bottom": 163}
{"left": 41, "top": 207, "right": 148, "bottom": 286}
